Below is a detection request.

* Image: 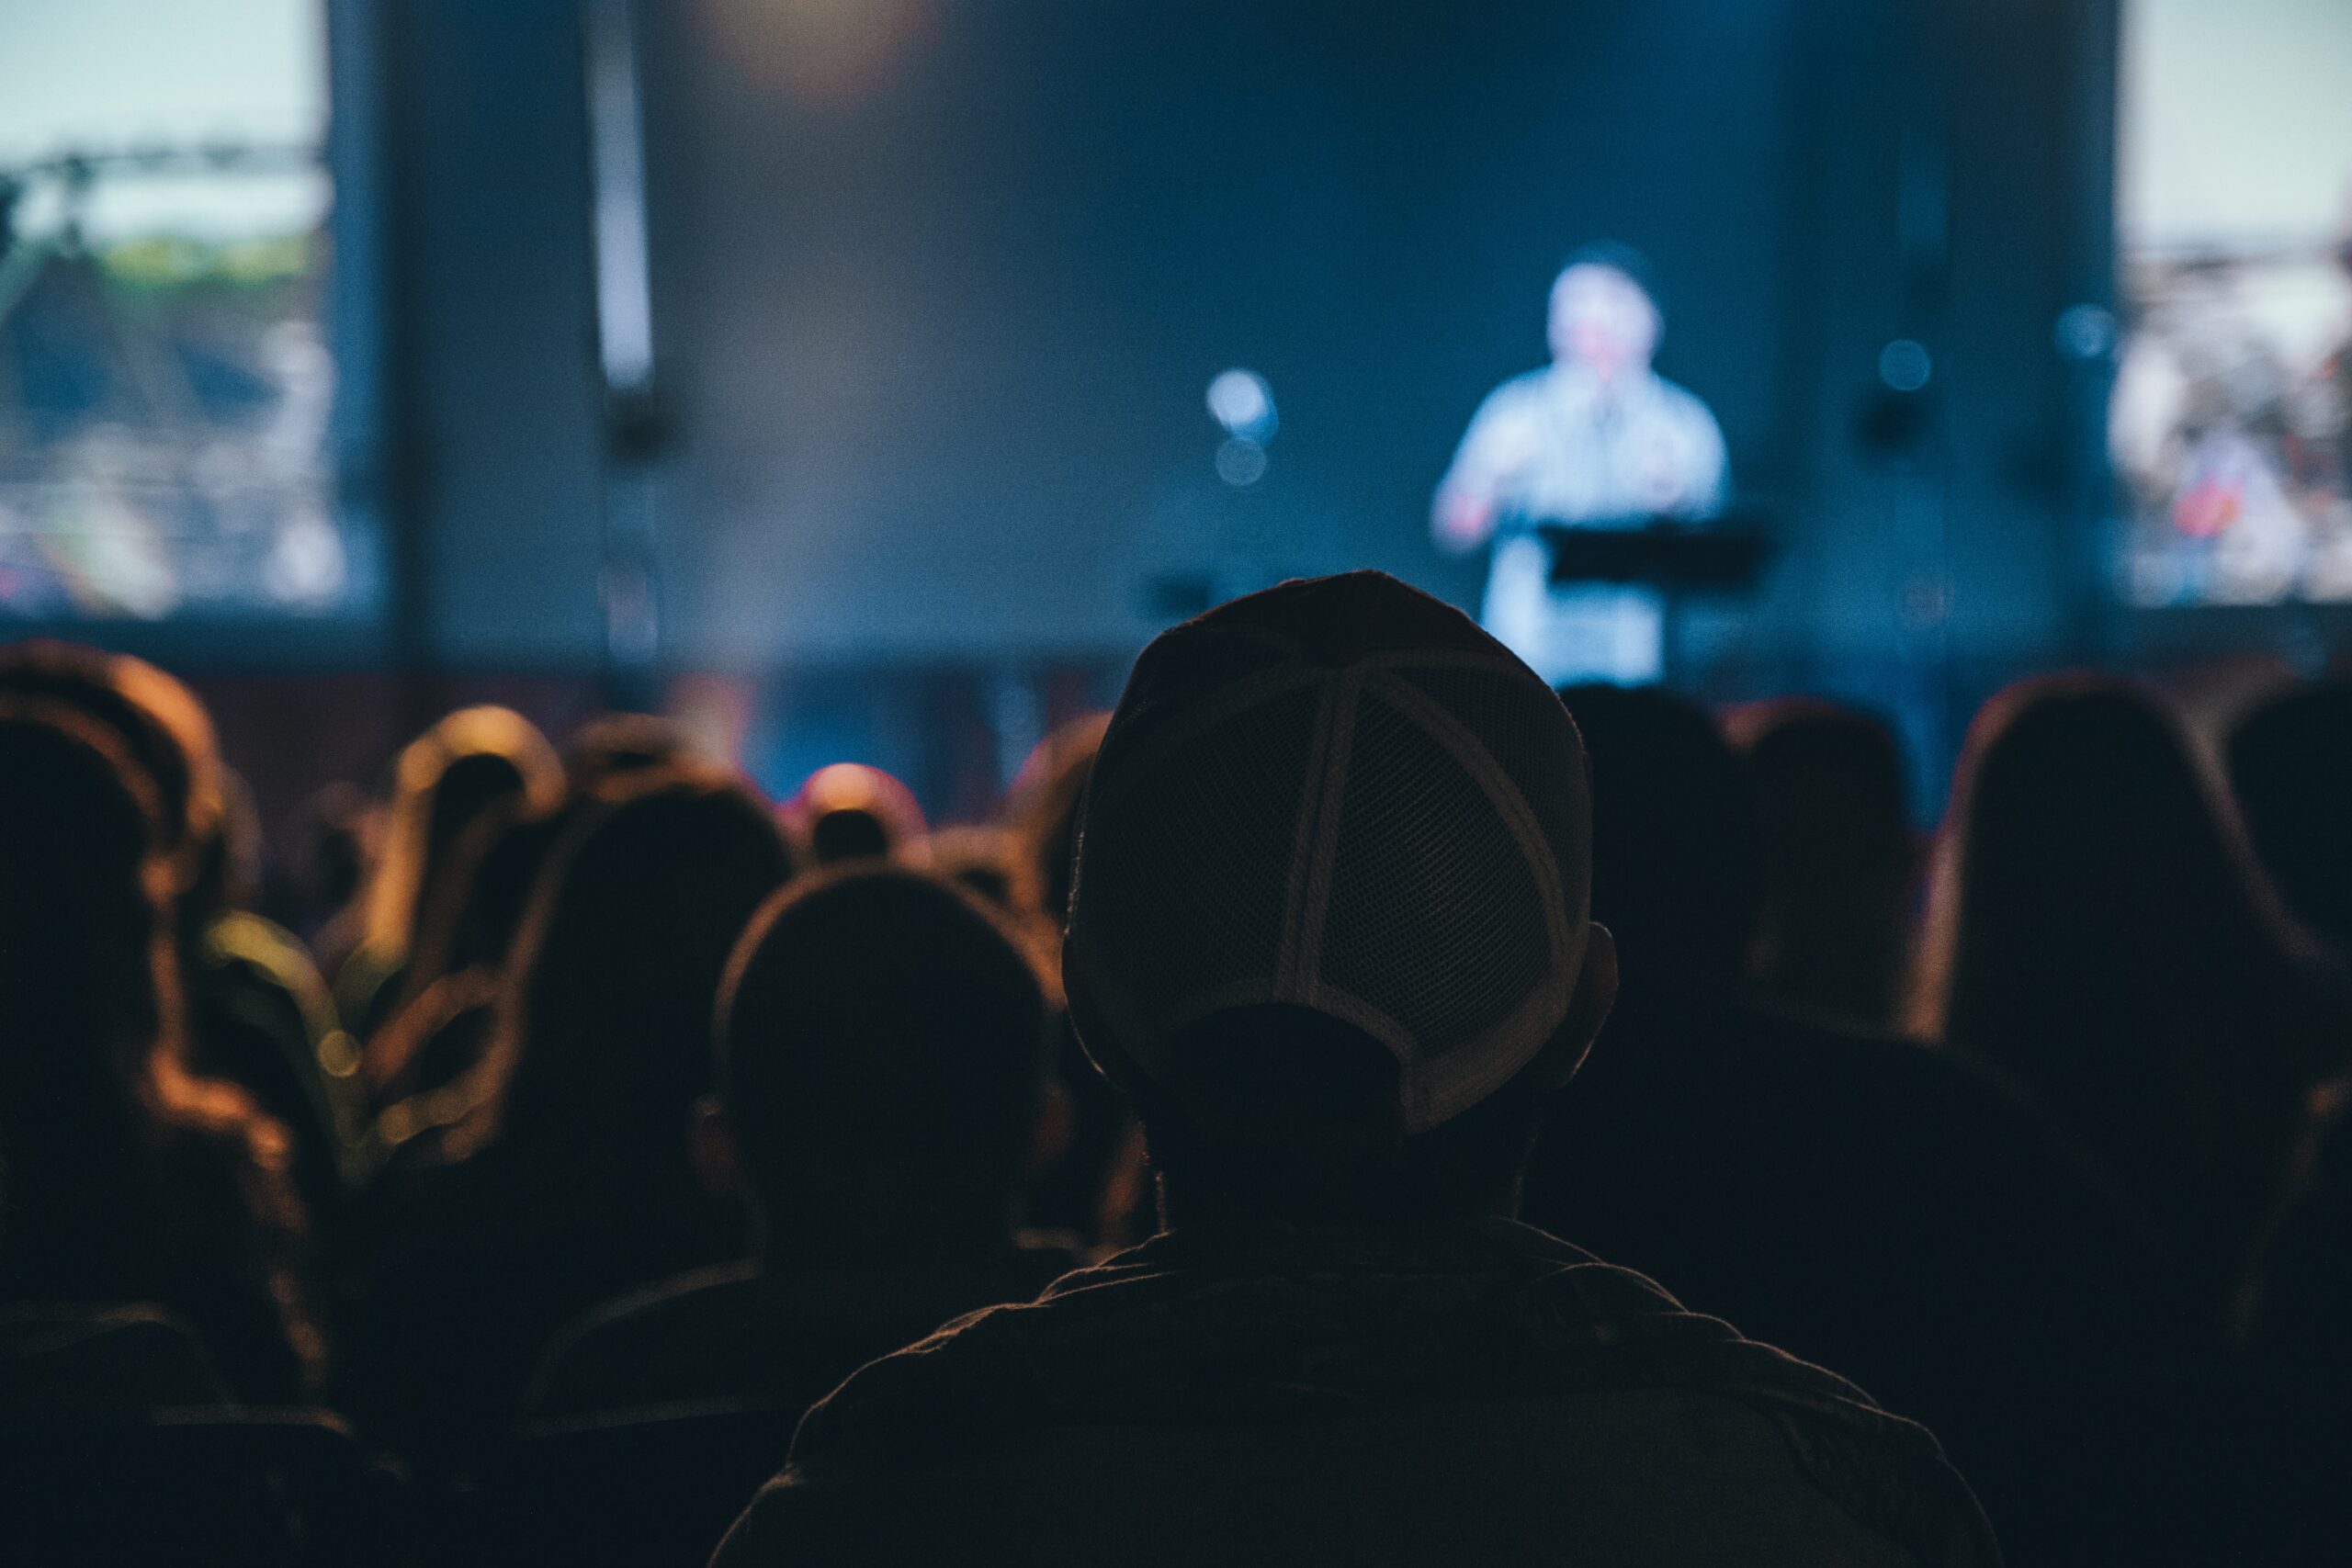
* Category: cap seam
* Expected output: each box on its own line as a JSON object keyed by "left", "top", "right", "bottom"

{"left": 1272, "top": 672, "right": 1346, "bottom": 994}
{"left": 1289, "top": 667, "right": 1364, "bottom": 1003}
{"left": 1363, "top": 669, "right": 1584, "bottom": 1111}
{"left": 1080, "top": 664, "right": 1328, "bottom": 830}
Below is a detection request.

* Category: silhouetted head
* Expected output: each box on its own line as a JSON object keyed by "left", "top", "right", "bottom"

{"left": 1002, "top": 712, "right": 1111, "bottom": 927}
{"left": 0, "top": 700, "right": 288, "bottom": 1201}
{"left": 1557, "top": 683, "right": 1758, "bottom": 1007}
{"left": 457, "top": 769, "right": 797, "bottom": 1197}
{"left": 0, "top": 701, "right": 312, "bottom": 1390}
{"left": 1920, "top": 676, "right": 2306, "bottom": 1053}
{"left": 362, "top": 706, "right": 562, "bottom": 962}
{"left": 996, "top": 712, "right": 1124, "bottom": 1246}
{"left": 0, "top": 640, "right": 223, "bottom": 898}
{"left": 186, "top": 769, "right": 266, "bottom": 926}
{"left": 1724, "top": 698, "right": 1917, "bottom": 1027}
{"left": 563, "top": 711, "right": 695, "bottom": 790}
{"left": 284, "top": 781, "right": 374, "bottom": 922}
{"left": 1067, "top": 573, "right": 1616, "bottom": 1227}
{"left": 401, "top": 795, "right": 571, "bottom": 990}
{"left": 789, "top": 762, "right": 926, "bottom": 866}
{"left": 714, "top": 865, "right": 1051, "bottom": 1255}
{"left": 0, "top": 701, "right": 175, "bottom": 1085}
{"left": 1917, "top": 675, "right": 2333, "bottom": 1280}
{"left": 2228, "top": 680, "right": 2352, "bottom": 959}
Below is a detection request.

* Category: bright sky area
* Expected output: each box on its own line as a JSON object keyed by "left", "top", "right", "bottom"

{"left": 0, "top": 0, "right": 327, "bottom": 240}
{"left": 1, "top": 0, "right": 2344, "bottom": 250}
{"left": 2121, "top": 0, "right": 2352, "bottom": 253}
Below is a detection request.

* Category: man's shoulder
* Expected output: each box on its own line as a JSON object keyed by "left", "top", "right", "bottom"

{"left": 1736, "top": 1005, "right": 2115, "bottom": 1159}
{"left": 718, "top": 1316, "right": 1995, "bottom": 1568}
{"left": 777, "top": 1223, "right": 1920, "bottom": 1464}
{"left": 525, "top": 1261, "right": 766, "bottom": 1419}
{"left": 712, "top": 1226, "right": 1996, "bottom": 1565}
{"left": 571, "top": 1260, "right": 766, "bottom": 1339}
{"left": 0, "top": 1303, "right": 232, "bottom": 1413}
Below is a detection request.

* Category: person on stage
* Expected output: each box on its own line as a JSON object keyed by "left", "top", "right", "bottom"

{"left": 1432, "top": 250, "right": 1728, "bottom": 684}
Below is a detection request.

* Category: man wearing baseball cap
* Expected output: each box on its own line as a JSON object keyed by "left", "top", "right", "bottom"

{"left": 716, "top": 573, "right": 1997, "bottom": 1566}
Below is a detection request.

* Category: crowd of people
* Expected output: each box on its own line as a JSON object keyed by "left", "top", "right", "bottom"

{"left": 4, "top": 571, "right": 2352, "bottom": 1563}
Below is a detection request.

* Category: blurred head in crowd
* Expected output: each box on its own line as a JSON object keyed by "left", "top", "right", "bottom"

{"left": 452, "top": 768, "right": 797, "bottom": 1204}
{"left": 0, "top": 700, "right": 318, "bottom": 1396}
{"left": 0, "top": 640, "right": 224, "bottom": 902}
{"left": 186, "top": 769, "right": 266, "bottom": 929}
{"left": 788, "top": 762, "right": 926, "bottom": 866}
{"left": 1003, "top": 712, "right": 1112, "bottom": 930}
{"left": 1556, "top": 683, "right": 1758, "bottom": 1009}
{"left": 357, "top": 786, "right": 585, "bottom": 1109}
{"left": 997, "top": 712, "right": 1127, "bottom": 1245}
{"left": 0, "top": 701, "right": 181, "bottom": 1094}
{"left": 1724, "top": 698, "right": 1918, "bottom": 1029}
{"left": 564, "top": 711, "right": 695, "bottom": 790}
{"left": 1917, "top": 674, "right": 2339, "bottom": 1297}
{"left": 2228, "top": 679, "right": 2352, "bottom": 961}
{"left": 0, "top": 645, "right": 362, "bottom": 1249}
{"left": 712, "top": 865, "right": 1051, "bottom": 1256}
{"left": 1065, "top": 572, "right": 1616, "bottom": 1227}
{"left": 361, "top": 705, "right": 563, "bottom": 965}
{"left": 283, "top": 780, "right": 375, "bottom": 913}
{"left": 402, "top": 793, "right": 570, "bottom": 998}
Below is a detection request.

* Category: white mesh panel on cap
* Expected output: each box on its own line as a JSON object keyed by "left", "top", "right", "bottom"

{"left": 1315, "top": 668, "right": 1581, "bottom": 1129}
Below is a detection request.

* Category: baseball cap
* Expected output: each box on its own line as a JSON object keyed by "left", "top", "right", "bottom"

{"left": 1063, "top": 571, "right": 1593, "bottom": 1134}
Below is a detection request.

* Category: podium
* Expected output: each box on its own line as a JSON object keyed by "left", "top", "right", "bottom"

{"left": 1529, "top": 513, "right": 1772, "bottom": 684}
{"left": 1535, "top": 515, "right": 1772, "bottom": 591}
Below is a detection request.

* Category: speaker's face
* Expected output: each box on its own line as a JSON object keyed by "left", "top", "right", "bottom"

{"left": 1549, "top": 265, "right": 1659, "bottom": 379}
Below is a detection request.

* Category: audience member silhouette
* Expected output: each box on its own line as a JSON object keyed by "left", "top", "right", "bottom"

{"left": 1001, "top": 711, "right": 1111, "bottom": 929}
{"left": 270, "top": 780, "right": 374, "bottom": 947}
{"left": 415, "top": 712, "right": 700, "bottom": 1028}
{"left": 185, "top": 770, "right": 377, "bottom": 1228}
{"left": 0, "top": 641, "right": 222, "bottom": 875}
{"left": 365, "top": 721, "right": 715, "bottom": 1122}
{"left": 1521, "top": 685, "right": 2190, "bottom": 1555}
{"left": 786, "top": 762, "right": 924, "bottom": 866}
{"left": 1552, "top": 683, "right": 1758, "bottom": 1006}
{"left": 334, "top": 705, "right": 562, "bottom": 1039}
{"left": 712, "top": 573, "right": 1996, "bottom": 1568}
{"left": 526, "top": 864, "right": 1070, "bottom": 1422}
{"left": 0, "top": 702, "right": 323, "bottom": 1403}
{"left": 1913, "top": 674, "right": 2347, "bottom": 1324}
{"left": 0, "top": 643, "right": 367, "bottom": 1255}
{"left": 562, "top": 710, "right": 695, "bottom": 788}
{"left": 0, "top": 1136, "right": 233, "bottom": 1416}
{"left": 0, "top": 1302, "right": 232, "bottom": 1416}
{"left": 362, "top": 791, "right": 570, "bottom": 1114}
{"left": 997, "top": 712, "right": 1138, "bottom": 1246}
{"left": 2227, "top": 678, "right": 2352, "bottom": 964}
{"left": 1724, "top": 697, "right": 1919, "bottom": 1030}
{"left": 345, "top": 767, "right": 794, "bottom": 1467}
{"left": 2241, "top": 1072, "right": 2352, "bottom": 1362}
